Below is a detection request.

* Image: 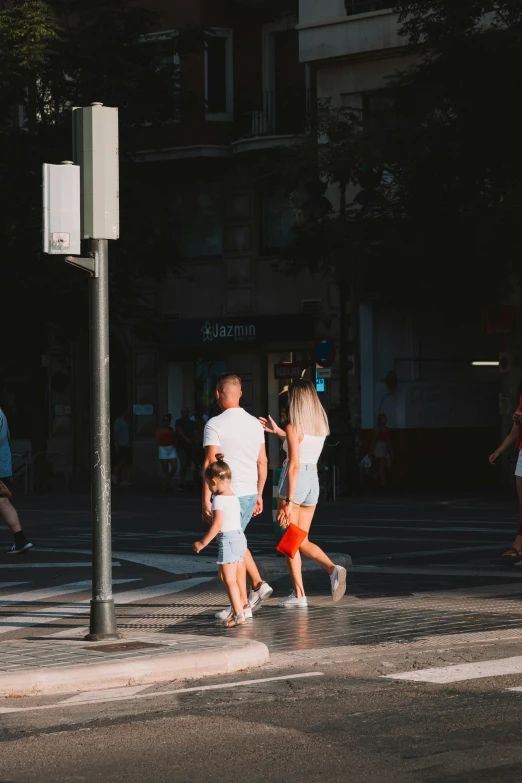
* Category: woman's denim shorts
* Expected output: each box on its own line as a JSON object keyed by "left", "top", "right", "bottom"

{"left": 278, "top": 462, "right": 320, "bottom": 507}
{"left": 217, "top": 529, "right": 247, "bottom": 565}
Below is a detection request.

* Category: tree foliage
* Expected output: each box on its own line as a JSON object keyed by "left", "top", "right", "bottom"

{"left": 0, "top": 0, "right": 195, "bottom": 351}
{"left": 278, "top": 2, "right": 521, "bottom": 314}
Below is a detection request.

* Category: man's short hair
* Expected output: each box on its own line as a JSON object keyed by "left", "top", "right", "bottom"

{"left": 218, "top": 373, "right": 242, "bottom": 389}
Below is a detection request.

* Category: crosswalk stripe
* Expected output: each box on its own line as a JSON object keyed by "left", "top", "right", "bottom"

{"left": 384, "top": 656, "right": 522, "bottom": 684}
{"left": 0, "top": 581, "right": 97, "bottom": 604}
{"left": 0, "top": 562, "right": 121, "bottom": 569}
{"left": 0, "top": 583, "right": 29, "bottom": 590}
{"left": 0, "top": 578, "right": 212, "bottom": 635}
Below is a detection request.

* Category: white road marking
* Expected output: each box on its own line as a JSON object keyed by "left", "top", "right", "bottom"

{"left": 0, "top": 672, "right": 325, "bottom": 713}
{"left": 41, "top": 549, "right": 218, "bottom": 574}
{"left": 113, "top": 577, "right": 212, "bottom": 604}
{"left": 112, "top": 551, "right": 218, "bottom": 574}
{"left": 63, "top": 685, "right": 151, "bottom": 704}
{"left": 0, "top": 581, "right": 99, "bottom": 605}
{"left": 0, "top": 583, "right": 28, "bottom": 590}
{"left": 385, "top": 656, "right": 522, "bottom": 683}
{"left": 0, "top": 578, "right": 211, "bottom": 635}
{"left": 0, "top": 562, "right": 121, "bottom": 569}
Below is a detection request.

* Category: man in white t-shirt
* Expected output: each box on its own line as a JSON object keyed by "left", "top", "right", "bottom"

{"left": 203, "top": 374, "right": 273, "bottom": 616}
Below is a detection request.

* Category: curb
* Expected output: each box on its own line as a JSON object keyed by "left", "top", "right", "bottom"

{"left": 0, "top": 634, "right": 270, "bottom": 698}
{"left": 257, "top": 553, "right": 352, "bottom": 580}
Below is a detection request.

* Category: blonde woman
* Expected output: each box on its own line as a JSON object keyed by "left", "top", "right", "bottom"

{"left": 260, "top": 379, "right": 347, "bottom": 606}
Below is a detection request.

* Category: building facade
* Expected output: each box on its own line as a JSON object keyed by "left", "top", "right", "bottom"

{"left": 297, "top": 0, "right": 510, "bottom": 485}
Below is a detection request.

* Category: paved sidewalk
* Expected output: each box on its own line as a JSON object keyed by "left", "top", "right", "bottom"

{"left": 0, "top": 632, "right": 269, "bottom": 698}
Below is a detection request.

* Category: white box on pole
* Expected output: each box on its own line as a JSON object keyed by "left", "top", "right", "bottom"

{"left": 42, "top": 162, "right": 81, "bottom": 254}
{"left": 72, "top": 103, "right": 119, "bottom": 240}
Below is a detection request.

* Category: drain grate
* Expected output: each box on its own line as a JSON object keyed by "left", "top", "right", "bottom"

{"left": 83, "top": 641, "right": 167, "bottom": 654}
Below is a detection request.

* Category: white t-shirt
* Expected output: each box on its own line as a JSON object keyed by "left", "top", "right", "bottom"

{"left": 212, "top": 494, "right": 241, "bottom": 533}
{"left": 204, "top": 408, "right": 265, "bottom": 498}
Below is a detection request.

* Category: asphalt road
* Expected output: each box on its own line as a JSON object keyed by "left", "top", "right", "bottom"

{"left": 2, "top": 484, "right": 522, "bottom": 781}
{"left": 3, "top": 651, "right": 522, "bottom": 782}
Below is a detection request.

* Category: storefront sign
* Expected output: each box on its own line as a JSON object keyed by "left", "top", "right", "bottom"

{"left": 274, "top": 363, "right": 304, "bottom": 380}
{"left": 133, "top": 404, "right": 154, "bottom": 415}
{"left": 166, "top": 315, "right": 315, "bottom": 347}
{"left": 316, "top": 367, "right": 331, "bottom": 379}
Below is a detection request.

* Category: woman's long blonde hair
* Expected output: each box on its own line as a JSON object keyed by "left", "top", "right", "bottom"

{"left": 288, "top": 379, "right": 330, "bottom": 437}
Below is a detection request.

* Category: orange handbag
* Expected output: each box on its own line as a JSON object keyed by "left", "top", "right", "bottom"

{"left": 276, "top": 523, "right": 307, "bottom": 559}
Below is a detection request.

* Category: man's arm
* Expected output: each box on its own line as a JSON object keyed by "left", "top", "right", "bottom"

{"left": 202, "top": 444, "right": 220, "bottom": 522}
{"left": 253, "top": 441, "right": 268, "bottom": 517}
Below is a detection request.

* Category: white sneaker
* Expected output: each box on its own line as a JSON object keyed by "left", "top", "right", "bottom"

{"left": 278, "top": 591, "right": 308, "bottom": 608}
{"left": 248, "top": 582, "right": 273, "bottom": 612}
{"left": 243, "top": 607, "right": 253, "bottom": 620}
{"left": 330, "top": 565, "right": 347, "bottom": 602}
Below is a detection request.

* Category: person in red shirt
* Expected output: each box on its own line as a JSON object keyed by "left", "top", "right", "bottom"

{"left": 490, "top": 396, "right": 522, "bottom": 564}
{"left": 156, "top": 414, "right": 178, "bottom": 492}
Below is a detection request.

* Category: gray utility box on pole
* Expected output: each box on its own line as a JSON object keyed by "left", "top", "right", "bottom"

{"left": 42, "top": 162, "right": 81, "bottom": 254}
{"left": 72, "top": 103, "right": 119, "bottom": 240}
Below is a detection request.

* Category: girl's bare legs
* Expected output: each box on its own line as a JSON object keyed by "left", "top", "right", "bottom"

{"left": 219, "top": 563, "right": 245, "bottom": 623}
{"left": 236, "top": 560, "right": 249, "bottom": 610}
{"left": 278, "top": 500, "right": 336, "bottom": 599}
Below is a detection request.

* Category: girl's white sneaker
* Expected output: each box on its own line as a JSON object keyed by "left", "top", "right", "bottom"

{"left": 330, "top": 565, "right": 347, "bottom": 602}
{"left": 278, "top": 591, "right": 308, "bottom": 608}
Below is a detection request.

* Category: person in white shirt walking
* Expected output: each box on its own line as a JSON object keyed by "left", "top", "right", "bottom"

{"left": 203, "top": 374, "right": 272, "bottom": 620}
{"left": 261, "top": 379, "right": 347, "bottom": 607}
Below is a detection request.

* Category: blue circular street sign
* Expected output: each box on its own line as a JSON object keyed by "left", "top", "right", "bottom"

{"left": 314, "top": 336, "right": 336, "bottom": 368}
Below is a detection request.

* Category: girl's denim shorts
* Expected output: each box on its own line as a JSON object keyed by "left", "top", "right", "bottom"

{"left": 278, "top": 462, "right": 320, "bottom": 507}
{"left": 217, "top": 529, "right": 247, "bottom": 565}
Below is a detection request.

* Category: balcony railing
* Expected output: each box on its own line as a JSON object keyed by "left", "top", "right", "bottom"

{"left": 239, "top": 88, "right": 307, "bottom": 139}
{"left": 344, "top": 0, "right": 393, "bottom": 15}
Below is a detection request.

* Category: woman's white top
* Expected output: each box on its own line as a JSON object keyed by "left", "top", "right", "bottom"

{"left": 283, "top": 434, "right": 326, "bottom": 465}
{"left": 212, "top": 494, "right": 242, "bottom": 533}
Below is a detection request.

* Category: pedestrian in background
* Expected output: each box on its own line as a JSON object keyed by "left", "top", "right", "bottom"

{"left": 372, "top": 413, "right": 393, "bottom": 487}
{"left": 490, "top": 397, "right": 522, "bottom": 565}
{"left": 193, "top": 454, "right": 248, "bottom": 627}
{"left": 176, "top": 407, "right": 195, "bottom": 491}
{"left": 113, "top": 410, "right": 132, "bottom": 486}
{"left": 192, "top": 408, "right": 207, "bottom": 486}
{"left": 261, "top": 379, "right": 346, "bottom": 607}
{"left": 156, "top": 414, "right": 178, "bottom": 492}
{"left": 203, "top": 373, "right": 272, "bottom": 621}
{"left": 0, "top": 405, "right": 33, "bottom": 554}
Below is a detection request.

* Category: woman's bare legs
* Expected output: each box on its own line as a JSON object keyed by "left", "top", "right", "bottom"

{"left": 279, "top": 500, "right": 336, "bottom": 598}
{"left": 160, "top": 460, "right": 170, "bottom": 491}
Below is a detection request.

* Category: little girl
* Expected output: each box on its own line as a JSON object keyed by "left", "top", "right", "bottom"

{"left": 193, "top": 454, "right": 248, "bottom": 628}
